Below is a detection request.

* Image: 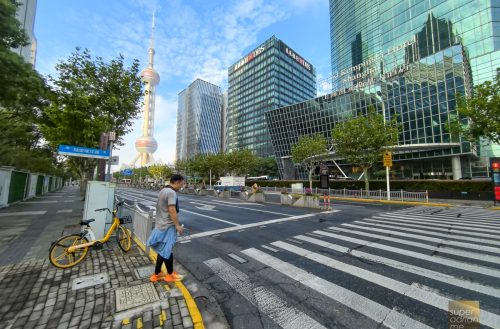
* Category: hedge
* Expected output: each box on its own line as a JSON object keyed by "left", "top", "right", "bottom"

{"left": 247, "top": 179, "right": 492, "bottom": 192}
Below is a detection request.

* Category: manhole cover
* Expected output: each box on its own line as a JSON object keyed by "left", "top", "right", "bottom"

{"left": 72, "top": 273, "right": 109, "bottom": 290}
{"left": 115, "top": 283, "right": 160, "bottom": 312}
{"left": 135, "top": 266, "right": 155, "bottom": 279}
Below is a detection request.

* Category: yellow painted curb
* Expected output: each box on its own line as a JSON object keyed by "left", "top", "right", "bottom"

{"left": 175, "top": 281, "right": 205, "bottom": 329}
{"left": 132, "top": 235, "right": 205, "bottom": 329}
{"left": 490, "top": 207, "right": 500, "bottom": 211}
{"left": 329, "top": 196, "right": 453, "bottom": 207}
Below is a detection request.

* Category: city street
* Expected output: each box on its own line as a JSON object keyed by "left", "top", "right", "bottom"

{"left": 116, "top": 188, "right": 500, "bottom": 329}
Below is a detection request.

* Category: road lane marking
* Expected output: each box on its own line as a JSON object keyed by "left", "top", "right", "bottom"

{"left": 56, "top": 210, "right": 73, "bottom": 214}
{"left": 227, "top": 253, "right": 247, "bottom": 264}
{"left": 294, "top": 234, "right": 500, "bottom": 299}
{"left": 334, "top": 224, "right": 500, "bottom": 264}
{"left": 181, "top": 209, "right": 238, "bottom": 226}
{"left": 388, "top": 208, "right": 500, "bottom": 222}
{"left": 0, "top": 211, "right": 47, "bottom": 217}
{"left": 204, "top": 258, "right": 326, "bottom": 329}
{"left": 189, "top": 200, "right": 295, "bottom": 217}
{"left": 365, "top": 217, "right": 500, "bottom": 240}
{"left": 315, "top": 230, "right": 500, "bottom": 278}
{"left": 184, "top": 213, "right": 320, "bottom": 240}
{"left": 270, "top": 241, "right": 500, "bottom": 329}
{"left": 379, "top": 213, "right": 500, "bottom": 230}
{"left": 21, "top": 201, "right": 57, "bottom": 204}
{"left": 353, "top": 220, "right": 500, "bottom": 247}
{"left": 340, "top": 223, "right": 500, "bottom": 255}
{"left": 261, "top": 245, "right": 279, "bottom": 253}
{"left": 240, "top": 248, "right": 432, "bottom": 329}
{"left": 371, "top": 215, "right": 500, "bottom": 234}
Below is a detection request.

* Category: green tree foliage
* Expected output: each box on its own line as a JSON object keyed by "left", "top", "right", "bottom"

{"left": 248, "top": 157, "right": 279, "bottom": 178}
{"left": 148, "top": 164, "right": 173, "bottom": 182}
{"left": 449, "top": 70, "right": 500, "bottom": 145}
{"left": 226, "top": 149, "right": 258, "bottom": 176}
{"left": 331, "top": 109, "right": 399, "bottom": 191}
{"left": 175, "top": 150, "right": 258, "bottom": 185}
{"left": 291, "top": 134, "right": 329, "bottom": 189}
{"left": 41, "top": 48, "right": 143, "bottom": 178}
{"left": 0, "top": 0, "right": 59, "bottom": 174}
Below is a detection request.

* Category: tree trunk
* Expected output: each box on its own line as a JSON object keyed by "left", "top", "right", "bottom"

{"left": 363, "top": 167, "right": 370, "bottom": 192}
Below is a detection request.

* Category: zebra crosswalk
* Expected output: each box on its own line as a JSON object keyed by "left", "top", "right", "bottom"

{"left": 205, "top": 206, "right": 500, "bottom": 329}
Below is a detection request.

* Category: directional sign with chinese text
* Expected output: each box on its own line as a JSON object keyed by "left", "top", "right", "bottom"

{"left": 58, "top": 144, "right": 110, "bottom": 159}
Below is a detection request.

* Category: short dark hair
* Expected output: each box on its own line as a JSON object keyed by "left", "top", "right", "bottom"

{"left": 170, "top": 174, "right": 184, "bottom": 183}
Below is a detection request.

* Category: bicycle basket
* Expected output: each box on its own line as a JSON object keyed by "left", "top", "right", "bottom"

{"left": 119, "top": 215, "right": 133, "bottom": 224}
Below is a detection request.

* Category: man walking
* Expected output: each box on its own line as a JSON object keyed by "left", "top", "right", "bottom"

{"left": 147, "top": 174, "right": 185, "bottom": 282}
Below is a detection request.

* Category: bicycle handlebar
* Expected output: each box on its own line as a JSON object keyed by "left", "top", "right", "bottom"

{"left": 94, "top": 201, "right": 124, "bottom": 214}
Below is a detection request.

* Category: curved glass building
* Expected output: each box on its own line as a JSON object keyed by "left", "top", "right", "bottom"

{"left": 266, "top": 0, "right": 499, "bottom": 179}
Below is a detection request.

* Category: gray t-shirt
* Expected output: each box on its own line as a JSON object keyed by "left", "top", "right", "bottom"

{"left": 155, "top": 187, "right": 177, "bottom": 230}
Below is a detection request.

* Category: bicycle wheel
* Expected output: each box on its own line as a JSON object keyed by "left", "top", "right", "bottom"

{"left": 49, "top": 234, "right": 89, "bottom": 269}
{"left": 116, "top": 225, "right": 131, "bottom": 252}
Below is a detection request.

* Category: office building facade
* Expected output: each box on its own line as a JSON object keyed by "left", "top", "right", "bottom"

{"left": 176, "top": 79, "right": 223, "bottom": 161}
{"left": 13, "top": 0, "right": 37, "bottom": 65}
{"left": 226, "top": 36, "right": 316, "bottom": 157}
{"left": 266, "top": 0, "right": 499, "bottom": 179}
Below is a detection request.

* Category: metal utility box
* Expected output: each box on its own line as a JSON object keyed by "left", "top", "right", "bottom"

{"left": 83, "top": 181, "right": 116, "bottom": 240}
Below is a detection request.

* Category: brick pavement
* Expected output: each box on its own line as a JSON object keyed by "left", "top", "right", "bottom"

{"left": 0, "top": 186, "right": 218, "bottom": 329}
{"left": 0, "top": 243, "right": 197, "bottom": 329}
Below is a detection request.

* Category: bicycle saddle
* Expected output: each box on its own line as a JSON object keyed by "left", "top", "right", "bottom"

{"left": 80, "top": 218, "right": 95, "bottom": 226}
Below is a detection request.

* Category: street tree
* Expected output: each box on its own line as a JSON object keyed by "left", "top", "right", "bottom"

{"left": 0, "top": 0, "right": 56, "bottom": 173}
{"left": 449, "top": 70, "right": 500, "bottom": 145}
{"left": 249, "top": 157, "right": 279, "bottom": 178}
{"left": 331, "top": 109, "right": 399, "bottom": 191}
{"left": 291, "top": 134, "right": 329, "bottom": 189}
{"left": 41, "top": 48, "right": 143, "bottom": 180}
{"left": 148, "top": 164, "right": 173, "bottom": 183}
{"left": 226, "top": 149, "right": 258, "bottom": 176}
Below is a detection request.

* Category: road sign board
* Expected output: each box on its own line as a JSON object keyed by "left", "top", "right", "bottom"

{"left": 383, "top": 151, "right": 393, "bottom": 167}
{"left": 58, "top": 144, "right": 110, "bottom": 159}
{"left": 121, "top": 169, "right": 133, "bottom": 176}
{"left": 109, "top": 156, "right": 119, "bottom": 165}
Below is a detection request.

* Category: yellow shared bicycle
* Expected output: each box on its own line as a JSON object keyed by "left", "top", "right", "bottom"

{"left": 49, "top": 201, "right": 131, "bottom": 268}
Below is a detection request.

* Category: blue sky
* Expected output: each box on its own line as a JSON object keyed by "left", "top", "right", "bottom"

{"left": 34, "top": 0, "right": 331, "bottom": 168}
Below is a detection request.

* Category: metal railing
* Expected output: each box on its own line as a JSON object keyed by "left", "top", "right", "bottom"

{"left": 117, "top": 199, "right": 154, "bottom": 253}
{"left": 259, "top": 186, "right": 428, "bottom": 203}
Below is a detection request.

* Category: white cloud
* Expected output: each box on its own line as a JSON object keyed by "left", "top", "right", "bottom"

{"left": 39, "top": 0, "right": 328, "bottom": 170}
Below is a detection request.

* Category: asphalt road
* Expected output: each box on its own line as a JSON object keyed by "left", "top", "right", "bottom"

{"left": 115, "top": 187, "right": 500, "bottom": 329}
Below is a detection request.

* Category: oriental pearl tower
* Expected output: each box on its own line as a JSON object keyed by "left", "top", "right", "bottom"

{"left": 133, "top": 14, "right": 159, "bottom": 166}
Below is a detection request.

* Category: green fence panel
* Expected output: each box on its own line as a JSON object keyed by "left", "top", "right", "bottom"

{"left": 36, "top": 176, "right": 44, "bottom": 195}
{"left": 8, "top": 171, "right": 28, "bottom": 203}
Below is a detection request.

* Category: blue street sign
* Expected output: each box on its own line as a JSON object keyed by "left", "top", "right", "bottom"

{"left": 58, "top": 144, "right": 110, "bottom": 159}
{"left": 121, "top": 169, "right": 133, "bottom": 176}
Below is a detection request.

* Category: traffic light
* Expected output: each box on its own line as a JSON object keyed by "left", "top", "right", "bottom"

{"left": 490, "top": 158, "right": 500, "bottom": 203}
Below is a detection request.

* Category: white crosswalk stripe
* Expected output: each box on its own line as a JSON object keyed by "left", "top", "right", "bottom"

{"left": 204, "top": 258, "right": 327, "bottom": 329}
{"left": 204, "top": 206, "right": 500, "bottom": 329}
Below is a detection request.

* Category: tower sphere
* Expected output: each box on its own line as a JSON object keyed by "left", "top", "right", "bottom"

{"left": 135, "top": 135, "right": 158, "bottom": 153}
{"left": 141, "top": 67, "right": 160, "bottom": 85}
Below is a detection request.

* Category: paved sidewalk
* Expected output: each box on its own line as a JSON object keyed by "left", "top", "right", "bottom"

{"left": 0, "top": 186, "right": 228, "bottom": 329}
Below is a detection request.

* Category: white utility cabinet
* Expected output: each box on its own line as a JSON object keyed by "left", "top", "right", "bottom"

{"left": 83, "top": 181, "right": 116, "bottom": 240}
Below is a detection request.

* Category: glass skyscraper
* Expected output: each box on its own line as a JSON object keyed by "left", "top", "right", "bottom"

{"left": 266, "top": 0, "right": 499, "bottom": 179}
{"left": 176, "top": 79, "right": 223, "bottom": 161}
{"left": 12, "top": 0, "right": 37, "bottom": 65}
{"left": 227, "top": 36, "right": 316, "bottom": 157}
